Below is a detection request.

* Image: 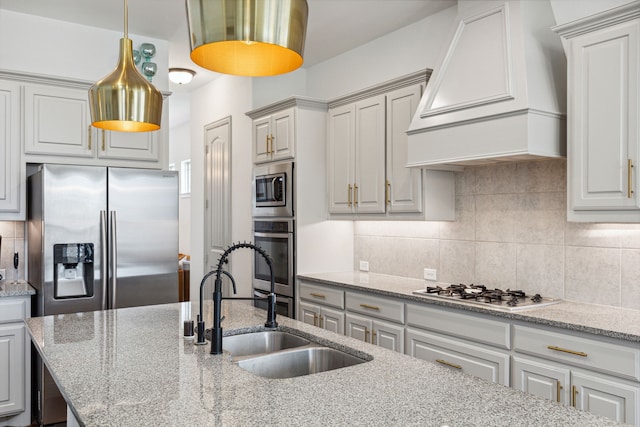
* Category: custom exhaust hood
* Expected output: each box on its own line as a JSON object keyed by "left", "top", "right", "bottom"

{"left": 407, "top": 0, "right": 567, "bottom": 169}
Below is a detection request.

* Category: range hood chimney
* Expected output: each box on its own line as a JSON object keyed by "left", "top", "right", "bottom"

{"left": 407, "top": 0, "right": 566, "bottom": 169}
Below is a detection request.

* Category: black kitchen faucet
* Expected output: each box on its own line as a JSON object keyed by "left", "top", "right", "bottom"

{"left": 196, "top": 242, "right": 278, "bottom": 354}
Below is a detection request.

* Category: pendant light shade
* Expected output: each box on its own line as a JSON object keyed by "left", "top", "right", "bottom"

{"left": 186, "top": 0, "right": 308, "bottom": 77}
{"left": 89, "top": 0, "right": 163, "bottom": 132}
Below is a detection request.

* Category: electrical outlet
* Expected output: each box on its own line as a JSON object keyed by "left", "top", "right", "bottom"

{"left": 423, "top": 268, "right": 437, "bottom": 281}
{"left": 0, "top": 269, "right": 5, "bottom": 281}
{"left": 359, "top": 261, "right": 369, "bottom": 272}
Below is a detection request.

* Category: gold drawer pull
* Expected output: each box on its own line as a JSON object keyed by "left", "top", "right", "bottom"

{"left": 313, "top": 313, "right": 318, "bottom": 327}
{"left": 436, "top": 359, "right": 462, "bottom": 370}
{"left": 572, "top": 385, "right": 578, "bottom": 407}
{"left": 319, "top": 315, "right": 324, "bottom": 329}
{"left": 309, "top": 292, "right": 326, "bottom": 299}
{"left": 364, "top": 327, "right": 370, "bottom": 343}
{"left": 354, "top": 184, "right": 358, "bottom": 206}
{"left": 87, "top": 125, "right": 92, "bottom": 150}
{"left": 385, "top": 180, "right": 390, "bottom": 206}
{"left": 547, "top": 345, "right": 588, "bottom": 357}
{"left": 348, "top": 184, "right": 352, "bottom": 207}
{"left": 359, "top": 303, "right": 379, "bottom": 310}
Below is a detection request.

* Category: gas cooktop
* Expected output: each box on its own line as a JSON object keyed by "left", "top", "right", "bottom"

{"left": 412, "top": 283, "right": 561, "bottom": 312}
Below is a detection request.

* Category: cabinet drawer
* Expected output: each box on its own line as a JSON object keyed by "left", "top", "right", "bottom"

{"left": 406, "top": 328, "right": 510, "bottom": 386}
{"left": 0, "top": 298, "right": 28, "bottom": 323}
{"left": 406, "top": 303, "right": 510, "bottom": 350}
{"left": 299, "top": 282, "right": 344, "bottom": 309}
{"left": 514, "top": 325, "right": 640, "bottom": 381}
{"left": 346, "top": 291, "right": 404, "bottom": 324}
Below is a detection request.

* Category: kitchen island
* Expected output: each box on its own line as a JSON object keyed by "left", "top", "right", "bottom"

{"left": 26, "top": 300, "right": 618, "bottom": 426}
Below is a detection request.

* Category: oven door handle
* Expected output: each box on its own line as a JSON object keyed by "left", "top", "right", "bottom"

{"left": 254, "top": 232, "right": 291, "bottom": 239}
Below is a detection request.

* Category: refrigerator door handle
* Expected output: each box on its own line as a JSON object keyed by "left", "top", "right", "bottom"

{"left": 109, "top": 210, "right": 118, "bottom": 309}
{"left": 100, "top": 210, "right": 108, "bottom": 311}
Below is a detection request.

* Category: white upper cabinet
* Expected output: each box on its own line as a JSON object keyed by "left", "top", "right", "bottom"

{"left": 251, "top": 107, "right": 295, "bottom": 163}
{"left": 0, "top": 80, "right": 24, "bottom": 219}
{"left": 15, "top": 73, "right": 167, "bottom": 169}
{"left": 24, "top": 84, "right": 92, "bottom": 158}
{"left": 554, "top": 4, "right": 640, "bottom": 222}
{"left": 386, "top": 84, "right": 423, "bottom": 213}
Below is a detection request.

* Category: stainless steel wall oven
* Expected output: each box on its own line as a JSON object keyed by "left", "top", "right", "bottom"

{"left": 253, "top": 219, "right": 295, "bottom": 318}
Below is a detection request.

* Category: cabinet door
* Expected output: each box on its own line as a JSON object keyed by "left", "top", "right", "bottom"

{"left": 253, "top": 116, "right": 271, "bottom": 163}
{"left": 271, "top": 108, "right": 295, "bottom": 161}
{"left": 513, "top": 356, "right": 571, "bottom": 405}
{"left": 96, "top": 128, "right": 160, "bottom": 162}
{"left": 328, "top": 104, "right": 356, "bottom": 213}
{"left": 0, "top": 81, "right": 22, "bottom": 216}
{"left": 321, "top": 307, "right": 345, "bottom": 335}
{"left": 386, "top": 84, "right": 423, "bottom": 213}
{"left": 0, "top": 323, "right": 24, "bottom": 416}
{"left": 406, "top": 328, "right": 510, "bottom": 386}
{"left": 572, "top": 371, "right": 639, "bottom": 425}
{"left": 24, "top": 84, "right": 92, "bottom": 157}
{"left": 569, "top": 19, "right": 640, "bottom": 213}
{"left": 354, "top": 95, "right": 386, "bottom": 213}
{"left": 345, "top": 313, "right": 373, "bottom": 344}
{"left": 372, "top": 320, "right": 404, "bottom": 353}
{"left": 299, "top": 302, "right": 321, "bottom": 327}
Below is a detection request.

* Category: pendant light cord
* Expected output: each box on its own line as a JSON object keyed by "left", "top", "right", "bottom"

{"left": 124, "top": 0, "right": 128, "bottom": 38}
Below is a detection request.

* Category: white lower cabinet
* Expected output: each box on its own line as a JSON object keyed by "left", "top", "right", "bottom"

{"left": 345, "top": 313, "right": 404, "bottom": 353}
{"left": 0, "top": 296, "right": 31, "bottom": 427}
{"left": 513, "top": 324, "right": 639, "bottom": 425}
{"left": 299, "top": 301, "right": 345, "bottom": 335}
{"left": 406, "top": 328, "right": 510, "bottom": 386}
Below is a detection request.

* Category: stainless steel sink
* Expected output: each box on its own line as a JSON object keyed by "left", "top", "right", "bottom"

{"left": 236, "top": 346, "right": 368, "bottom": 379}
{"left": 222, "top": 331, "right": 310, "bottom": 357}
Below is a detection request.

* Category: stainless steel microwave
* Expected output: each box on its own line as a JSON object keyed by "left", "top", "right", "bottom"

{"left": 253, "top": 162, "right": 294, "bottom": 217}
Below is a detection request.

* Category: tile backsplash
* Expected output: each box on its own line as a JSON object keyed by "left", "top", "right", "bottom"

{"left": 354, "top": 159, "right": 640, "bottom": 311}
{"left": 0, "top": 221, "right": 25, "bottom": 282}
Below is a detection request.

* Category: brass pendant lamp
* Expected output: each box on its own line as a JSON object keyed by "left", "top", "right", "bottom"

{"left": 89, "top": 0, "right": 163, "bottom": 132}
{"left": 186, "top": 0, "right": 309, "bottom": 77}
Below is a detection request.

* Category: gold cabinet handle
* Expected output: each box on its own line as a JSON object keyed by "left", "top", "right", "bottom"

{"left": 313, "top": 313, "right": 318, "bottom": 327}
{"left": 364, "top": 327, "right": 369, "bottom": 343}
{"left": 270, "top": 134, "right": 274, "bottom": 155}
{"left": 101, "top": 129, "right": 106, "bottom": 152}
{"left": 371, "top": 330, "right": 376, "bottom": 345}
{"left": 628, "top": 159, "right": 634, "bottom": 198}
{"left": 385, "top": 180, "right": 391, "bottom": 206}
{"left": 436, "top": 359, "right": 462, "bottom": 370}
{"left": 348, "top": 184, "right": 352, "bottom": 207}
{"left": 319, "top": 315, "right": 324, "bottom": 329}
{"left": 87, "top": 125, "right": 92, "bottom": 150}
{"left": 265, "top": 135, "right": 271, "bottom": 155}
{"left": 359, "top": 303, "right": 380, "bottom": 311}
{"left": 309, "top": 292, "right": 326, "bottom": 299}
{"left": 556, "top": 381, "right": 563, "bottom": 403}
{"left": 571, "top": 385, "right": 578, "bottom": 407}
{"left": 547, "top": 345, "right": 588, "bottom": 357}
{"left": 354, "top": 183, "right": 358, "bottom": 206}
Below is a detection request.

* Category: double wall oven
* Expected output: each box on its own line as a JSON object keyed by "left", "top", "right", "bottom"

{"left": 252, "top": 162, "right": 295, "bottom": 318}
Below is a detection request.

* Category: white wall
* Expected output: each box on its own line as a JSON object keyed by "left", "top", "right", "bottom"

{"left": 0, "top": 10, "right": 169, "bottom": 90}
{"left": 168, "top": 94, "right": 192, "bottom": 255}
{"left": 189, "top": 75, "right": 254, "bottom": 300}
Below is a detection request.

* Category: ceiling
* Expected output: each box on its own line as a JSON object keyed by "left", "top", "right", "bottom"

{"left": 0, "top": 0, "right": 456, "bottom": 92}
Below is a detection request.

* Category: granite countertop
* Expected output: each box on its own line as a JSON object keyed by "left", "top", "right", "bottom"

{"left": 0, "top": 280, "right": 36, "bottom": 298}
{"left": 27, "top": 300, "right": 617, "bottom": 426}
{"left": 298, "top": 271, "right": 640, "bottom": 343}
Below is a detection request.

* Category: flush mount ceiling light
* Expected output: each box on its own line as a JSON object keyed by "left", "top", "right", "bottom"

{"left": 169, "top": 68, "right": 196, "bottom": 85}
{"left": 186, "top": 0, "right": 309, "bottom": 77}
{"left": 89, "top": 0, "right": 163, "bottom": 132}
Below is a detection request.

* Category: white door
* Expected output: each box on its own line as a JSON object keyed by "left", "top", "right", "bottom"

{"left": 204, "top": 118, "right": 232, "bottom": 277}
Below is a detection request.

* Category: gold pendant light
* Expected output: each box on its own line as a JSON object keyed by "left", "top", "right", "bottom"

{"left": 186, "top": 0, "right": 309, "bottom": 77}
{"left": 89, "top": 0, "right": 163, "bottom": 132}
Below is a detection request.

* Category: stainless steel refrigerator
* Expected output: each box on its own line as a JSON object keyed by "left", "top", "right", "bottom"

{"left": 27, "top": 163, "right": 179, "bottom": 425}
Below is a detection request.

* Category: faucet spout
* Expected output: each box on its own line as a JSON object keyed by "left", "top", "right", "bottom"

{"left": 198, "top": 242, "right": 278, "bottom": 354}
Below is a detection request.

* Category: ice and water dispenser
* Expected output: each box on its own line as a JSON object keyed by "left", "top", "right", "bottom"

{"left": 53, "top": 243, "right": 94, "bottom": 299}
